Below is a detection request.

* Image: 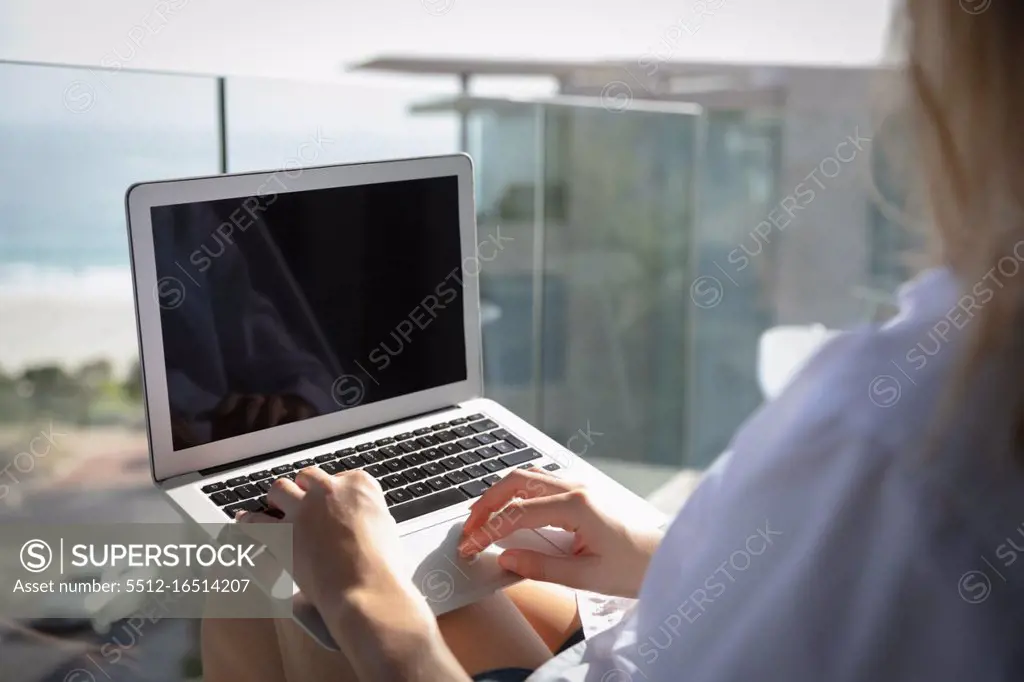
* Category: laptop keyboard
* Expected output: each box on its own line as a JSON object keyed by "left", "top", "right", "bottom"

{"left": 202, "top": 414, "right": 559, "bottom": 523}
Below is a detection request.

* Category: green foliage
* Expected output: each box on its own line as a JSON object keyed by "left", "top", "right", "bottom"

{"left": 0, "top": 358, "right": 144, "bottom": 425}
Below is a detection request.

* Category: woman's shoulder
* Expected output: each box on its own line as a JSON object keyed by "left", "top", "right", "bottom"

{"left": 740, "top": 268, "right": 966, "bottom": 463}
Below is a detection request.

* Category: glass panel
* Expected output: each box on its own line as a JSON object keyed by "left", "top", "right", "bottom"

{"left": 467, "top": 105, "right": 542, "bottom": 422}
{"left": 0, "top": 63, "right": 219, "bottom": 488}
{"left": 690, "top": 110, "right": 783, "bottom": 467}
{"left": 538, "top": 106, "right": 698, "bottom": 480}
{"left": 0, "top": 61, "right": 217, "bottom": 672}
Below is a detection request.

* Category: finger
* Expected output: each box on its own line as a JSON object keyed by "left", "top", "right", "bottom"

{"left": 459, "top": 492, "right": 583, "bottom": 556}
{"left": 267, "top": 477, "right": 304, "bottom": 517}
{"left": 245, "top": 395, "right": 267, "bottom": 428}
{"left": 497, "top": 549, "right": 597, "bottom": 589}
{"left": 236, "top": 510, "right": 281, "bottom": 524}
{"left": 295, "top": 466, "right": 333, "bottom": 491}
{"left": 266, "top": 396, "right": 287, "bottom": 427}
{"left": 463, "top": 468, "right": 576, "bottom": 535}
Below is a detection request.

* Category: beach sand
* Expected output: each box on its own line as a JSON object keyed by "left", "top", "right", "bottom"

{"left": 0, "top": 294, "right": 140, "bottom": 377}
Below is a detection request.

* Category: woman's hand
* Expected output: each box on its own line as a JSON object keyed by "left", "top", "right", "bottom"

{"left": 239, "top": 469, "right": 468, "bottom": 681}
{"left": 239, "top": 468, "right": 424, "bottom": 619}
{"left": 458, "top": 468, "right": 664, "bottom": 598}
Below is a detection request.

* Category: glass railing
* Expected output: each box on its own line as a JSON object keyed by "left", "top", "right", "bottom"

{"left": 0, "top": 57, "right": 912, "bottom": 680}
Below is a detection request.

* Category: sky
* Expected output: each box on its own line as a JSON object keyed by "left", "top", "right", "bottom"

{"left": 0, "top": 0, "right": 897, "bottom": 83}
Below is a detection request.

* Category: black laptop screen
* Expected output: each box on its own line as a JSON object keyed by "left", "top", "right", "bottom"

{"left": 149, "top": 175, "right": 467, "bottom": 451}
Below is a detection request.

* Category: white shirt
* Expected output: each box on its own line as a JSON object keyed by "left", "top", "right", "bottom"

{"left": 533, "top": 267, "right": 1024, "bottom": 681}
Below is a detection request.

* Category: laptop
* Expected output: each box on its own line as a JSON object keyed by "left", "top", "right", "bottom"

{"left": 124, "top": 153, "right": 663, "bottom": 647}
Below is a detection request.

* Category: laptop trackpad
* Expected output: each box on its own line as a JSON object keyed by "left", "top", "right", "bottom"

{"left": 402, "top": 517, "right": 567, "bottom": 613}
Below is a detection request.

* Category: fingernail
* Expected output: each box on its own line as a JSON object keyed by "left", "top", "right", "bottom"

{"left": 498, "top": 552, "right": 517, "bottom": 571}
{"left": 457, "top": 541, "right": 475, "bottom": 557}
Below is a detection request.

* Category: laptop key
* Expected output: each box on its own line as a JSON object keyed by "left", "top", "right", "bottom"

{"left": 482, "top": 474, "right": 501, "bottom": 487}
{"left": 294, "top": 459, "right": 314, "bottom": 470}
{"left": 356, "top": 443, "right": 375, "bottom": 452}
{"left": 335, "top": 448, "right": 356, "bottom": 457}
{"left": 477, "top": 446, "right": 500, "bottom": 458}
{"left": 440, "top": 457, "right": 462, "bottom": 471}
{"left": 226, "top": 476, "right": 248, "bottom": 487}
{"left": 474, "top": 433, "right": 498, "bottom": 445}
{"left": 403, "top": 467, "right": 427, "bottom": 483}
{"left": 505, "top": 435, "right": 527, "bottom": 449}
{"left": 201, "top": 482, "right": 226, "bottom": 494}
{"left": 387, "top": 488, "right": 414, "bottom": 505}
{"left": 544, "top": 463, "right": 562, "bottom": 471}
{"left": 384, "top": 459, "right": 404, "bottom": 472}
{"left": 422, "top": 462, "right": 445, "bottom": 476}
{"left": 224, "top": 499, "right": 262, "bottom": 518}
{"left": 483, "top": 456, "right": 507, "bottom": 473}
{"left": 389, "top": 488, "right": 469, "bottom": 524}
{"left": 470, "top": 419, "right": 498, "bottom": 433}
{"left": 320, "top": 462, "right": 341, "bottom": 475}
{"left": 361, "top": 450, "right": 383, "bottom": 465}
{"left": 248, "top": 470, "right": 272, "bottom": 481}
{"left": 435, "top": 431, "right": 458, "bottom": 443}
{"left": 500, "top": 449, "right": 541, "bottom": 468}
{"left": 236, "top": 498, "right": 262, "bottom": 512}
{"left": 427, "top": 476, "right": 451, "bottom": 491}
{"left": 375, "top": 437, "right": 395, "bottom": 446}
{"left": 383, "top": 474, "right": 406, "bottom": 489}
{"left": 234, "top": 484, "right": 260, "bottom": 500}
{"left": 341, "top": 455, "right": 364, "bottom": 469}
{"left": 401, "top": 453, "right": 426, "bottom": 467}
{"left": 449, "top": 417, "right": 469, "bottom": 425}
{"left": 380, "top": 445, "right": 404, "bottom": 459}
{"left": 464, "top": 464, "right": 487, "bottom": 479}
{"left": 407, "top": 482, "right": 431, "bottom": 497}
{"left": 314, "top": 454, "right": 334, "bottom": 464}
{"left": 271, "top": 465, "right": 293, "bottom": 475}
{"left": 440, "top": 443, "right": 463, "bottom": 455}
{"left": 394, "top": 432, "right": 414, "bottom": 441}
{"left": 445, "top": 470, "right": 471, "bottom": 485}
{"left": 482, "top": 459, "right": 506, "bottom": 473}
{"left": 365, "top": 464, "right": 389, "bottom": 478}
{"left": 413, "top": 427, "right": 433, "bottom": 436}
{"left": 466, "top": 413, "right": 485, "bottom": 421}
{"left": 415, "top": 435, "right": 440, "bottom": 448}
{"left": 209, "top": 490, "right": 239, "bottom": 506}
{"left": 459, "top": 451, "right": 482, "bottom": 465}
{"left": 398, "top": 441, "right": 418, "bottom": 453}
{"left": 457, "top": 438, "right": 479, "bottom": 451}
{"left": 460, "top": 480, "right": 488, "bottom": 498}
{"left": 431, "top": 422, "right": 450, "bottom": 431}
{"left": 257, "top": 480, "right": 275, "bottom": 493}
{"left": 422, "top": 448, "right": 445, "bottom": 461}
{"left": 492, "top": 441, "right": 516, "bottom": 454}
{"left": 453, "top": 427, "right": 475, "bottom": 438}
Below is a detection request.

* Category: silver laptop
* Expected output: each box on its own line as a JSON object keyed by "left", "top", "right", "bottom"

{"left": 124, "top": 153, "right": 662, "bottom": 647}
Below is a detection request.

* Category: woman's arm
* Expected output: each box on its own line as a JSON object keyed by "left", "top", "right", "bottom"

{"left": 324, "top": 575, "right": 471, "bottom": 682}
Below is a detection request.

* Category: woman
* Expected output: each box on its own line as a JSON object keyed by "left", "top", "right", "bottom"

{"left": 205, "top": 2, "right": 1024, "bottom": 679}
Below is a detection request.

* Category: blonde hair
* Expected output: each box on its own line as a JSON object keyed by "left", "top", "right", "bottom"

{"left": 903, "top": 1, "right": 1024, "bottom": 453}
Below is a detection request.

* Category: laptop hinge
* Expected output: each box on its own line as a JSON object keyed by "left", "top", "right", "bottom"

{"left": 196, "top": 404, "right": 459, "bottom": 477}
